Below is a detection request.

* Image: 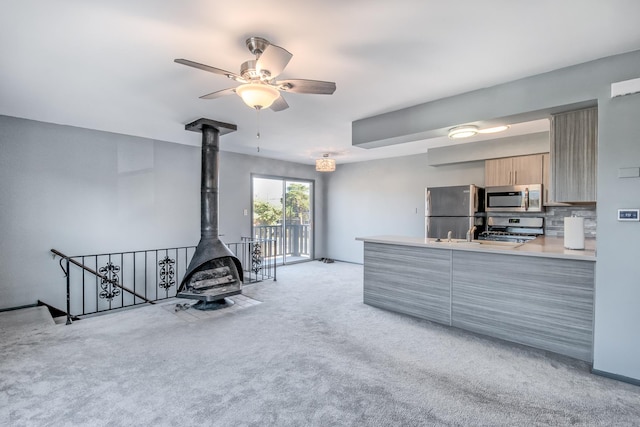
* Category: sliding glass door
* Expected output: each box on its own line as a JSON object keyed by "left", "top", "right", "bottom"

{"left": 252, "top": 176, "right": 313, "bottom": 264}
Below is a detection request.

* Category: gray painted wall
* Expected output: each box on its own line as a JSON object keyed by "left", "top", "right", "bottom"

{"left": 0, "top": 116, "right": 325, "bottom": 310}
{"left": 345, "top": 49, "right": 640, "bottom": 382}
{"left": 594, "top": 89, "right": 640, "bottom": 380}
{"left": 326, "top": 155, "right": 485, "bottom": 263}
{"left": 216, "top": 151, "right": 326, "bottom": 254}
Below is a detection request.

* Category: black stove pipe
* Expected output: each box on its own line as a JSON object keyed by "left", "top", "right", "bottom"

{"left": 178, "top": 119, "right": 243, "bottom": 292}
{"left": 200, "top": 122, "right": 220, "bottom": 240}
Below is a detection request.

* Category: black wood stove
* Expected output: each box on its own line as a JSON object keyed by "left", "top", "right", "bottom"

{"left": 177, "top": 118, "right": 243, "bottom": 310}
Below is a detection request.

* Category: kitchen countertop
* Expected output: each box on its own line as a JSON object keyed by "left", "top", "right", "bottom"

{"left": 356, "top": 235, "right": 596, "bottom": 261}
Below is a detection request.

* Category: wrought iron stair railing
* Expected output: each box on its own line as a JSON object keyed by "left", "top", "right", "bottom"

{"left": 51, "top": 239, "right": 276, "bottom": 324}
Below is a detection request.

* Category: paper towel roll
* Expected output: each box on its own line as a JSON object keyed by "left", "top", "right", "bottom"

{"left": 564, "top": 216, "right": 585, "bottom": 250}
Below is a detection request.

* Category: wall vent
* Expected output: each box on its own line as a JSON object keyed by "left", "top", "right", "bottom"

{"left": 611, "top": 77, "right": 640, "bottom": 98}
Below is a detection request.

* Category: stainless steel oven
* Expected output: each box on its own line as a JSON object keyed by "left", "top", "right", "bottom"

{"left": 485, "top": 184, "right": 543, "bottom": 213}
{"left": 479, "top": 216, "right": 544, "bottom": 242}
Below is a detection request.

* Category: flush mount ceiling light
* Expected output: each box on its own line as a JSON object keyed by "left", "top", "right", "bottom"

{"left": 478, "top": 125, "right": 510, "bottom": 134}
{"left": 448, "top": 125, "right": 478, "bottom": 139}
{"left": 316, "top": 154, "right": 336, "bottom": 172}
{"left": 235, "top": 83, "right": 280, "bottom": 109}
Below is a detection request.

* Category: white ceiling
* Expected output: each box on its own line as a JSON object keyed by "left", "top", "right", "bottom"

{"left": 2, "top": 1, "right": 640, "bottom": 165}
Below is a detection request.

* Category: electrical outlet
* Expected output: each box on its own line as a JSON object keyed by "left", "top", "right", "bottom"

{"left": 243, "top": 209, "right": 248, "bottom": 216}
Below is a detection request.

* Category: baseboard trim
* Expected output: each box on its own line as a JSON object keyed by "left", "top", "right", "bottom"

{"left": 592, "top": 369, "right": 640, "bottom": 387}
{"left": 0, "top": 303, "right": 38, "bottom": 313}
{"left": 331, "top": 259, "right": 364, "bottom": 265}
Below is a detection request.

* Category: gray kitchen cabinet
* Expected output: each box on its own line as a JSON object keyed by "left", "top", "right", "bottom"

{"left": 550, "top": 107, "right": 597, "bottom": 202}
{"left": 363, "top": 242, "right": 451, "bottom": 324}
{"left": 543, "top": 152, "right": 571, "bottom": 206}
{"left": 361, "top": 239, "right": 595, "bottom": 362}
{"left": 451, "top": 251, "right": 594, "bottom": 362}
{"left": 543, "top": 153, "right": 550, "bottom": 204}
{"left": 485, "top": 154, "right": 543, "bottom": 186}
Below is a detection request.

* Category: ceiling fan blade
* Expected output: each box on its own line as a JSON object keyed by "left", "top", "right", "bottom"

{"left": 276, "top": 79, "right": 336, "bottom": 95}
{"left": 174, "top": 59, "right": 244, "bottom": 82}
{"left": 199, "top": 87, "right": 237, "bottom": 100}
{"left": 256, "top": 44, "right": 292, "bottom": 79}
{"left": 270, "top": 95, "right": 289, "bottom": 112}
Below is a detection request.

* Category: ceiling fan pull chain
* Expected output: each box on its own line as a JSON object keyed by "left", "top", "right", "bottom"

{"left": 256, "top": 107, "right": 261, "bottom": 139}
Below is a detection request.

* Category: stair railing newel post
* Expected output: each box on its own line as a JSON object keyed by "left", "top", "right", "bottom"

{"left": 65, "top": 258, "right": 71, "bottom": 325}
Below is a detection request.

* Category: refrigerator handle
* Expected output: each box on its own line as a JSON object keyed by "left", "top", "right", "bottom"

{"left": 426, "top": 189, "right": 431, "bottom": 216}
{"left": 473, "top": 187, "right": 479, "bottom": 213}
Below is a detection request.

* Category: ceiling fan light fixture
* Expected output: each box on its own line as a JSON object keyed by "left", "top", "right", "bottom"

{"left": 448, "top": 125, "right": 478, "bottom": 139}
{"left": 478, "top": 125, "right": 510, "bottom": 134}
{"left": 236, "top": 83, "right": 280, "bottom": 109}
{"left": 316, "top": 154, "right": 336, "bottom": 172}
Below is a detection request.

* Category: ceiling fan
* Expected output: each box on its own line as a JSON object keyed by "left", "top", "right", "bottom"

{"left": 175, "top": 37, "right": 336, "bottom": 112}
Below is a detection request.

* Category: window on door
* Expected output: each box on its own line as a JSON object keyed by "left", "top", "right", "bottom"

{"left": 252, "top": 176, "right": 313, "bottom": 264}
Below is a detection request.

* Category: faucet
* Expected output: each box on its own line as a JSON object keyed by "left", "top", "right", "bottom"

{"left": 447, "top": 231, "right": 453, "bottom": 242}
{"left": 466, "top": 226, "right": 477, "bottom": 242}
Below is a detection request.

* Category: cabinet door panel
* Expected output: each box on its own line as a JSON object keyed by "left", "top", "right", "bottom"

{"left": 451, "top": 251, "right": 594, "bottom": 362}
{"left": 485, "top": 158, "right": 512, "bottom": 186}
{"left": 551, "top": 107, "right": 597, "bottom": 202}
{"left": 543, "top": 153, "right": 550, "bottom": 204}
{"left": 512, "top": 154, "right": 543, "bottom": 184}
{"left": 363, "top": 242, "right": 451, "bottom": 324}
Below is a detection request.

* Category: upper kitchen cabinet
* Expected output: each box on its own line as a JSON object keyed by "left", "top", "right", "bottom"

{"left": 550, "top": 107, "right": 597, "bottom": 203}
{"left": 485, "top": 154, "right": 543, "bottom": 186}
{"left": 543, "top": 153, "right": 551, "bottom": 205}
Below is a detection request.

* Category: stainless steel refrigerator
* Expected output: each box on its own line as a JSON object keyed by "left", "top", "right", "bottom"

{"left": 425, "top": 184, "right": 485, "bottom": 239}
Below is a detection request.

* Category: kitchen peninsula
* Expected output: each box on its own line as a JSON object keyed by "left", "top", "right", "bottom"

{"left": 357, "top": 235, "right": 596, "bottom": 362}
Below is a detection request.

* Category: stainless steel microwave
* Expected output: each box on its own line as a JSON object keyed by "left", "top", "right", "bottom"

{"left": 485, "top": 184, "right": 543, "bottom": 213}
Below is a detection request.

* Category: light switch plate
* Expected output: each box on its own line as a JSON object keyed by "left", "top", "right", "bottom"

{"left": 618, "top": 209, "right": 639, "bottom": 221}
{"left": 618, "top": 167, "right": 640, "bottom": 178}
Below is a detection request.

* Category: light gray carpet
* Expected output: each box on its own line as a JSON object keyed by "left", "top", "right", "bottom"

{"left": 1, "top": 261, "right": 639, "bottom": 426}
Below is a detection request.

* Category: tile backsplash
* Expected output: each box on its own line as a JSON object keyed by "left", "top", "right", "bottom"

{"left": 543, "top": 205, "right": 597, "bottom": 238}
